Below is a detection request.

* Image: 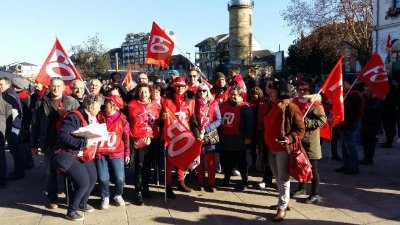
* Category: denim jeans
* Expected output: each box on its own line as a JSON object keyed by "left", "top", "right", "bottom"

{"left": 96, "top": 156, "right": 125, "bottom": 198}
{"left": 268, "top": 150, "right": 290, "bottom": 210}
{"left": 340, "top": 127, "right": 359, "bottom": 170}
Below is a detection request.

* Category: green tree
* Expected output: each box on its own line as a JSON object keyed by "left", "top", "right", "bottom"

{"left": 282, "top": 0, "right": 373, "bottom": 66}
{"left": 286, "top": 26, "right": 343, "bottom": 76}
{"left": 70, "top": 34, "right": 110, "bottom": 80}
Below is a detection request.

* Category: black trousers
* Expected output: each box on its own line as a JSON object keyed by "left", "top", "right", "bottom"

{"left": 362, "top": 122, "right": 380, "bottom": 161}
{"left": 65, "top": 159, "right": 97, "bottom": 212}
{"left": 220, "top": 150, "right": 248, "bottom": 184}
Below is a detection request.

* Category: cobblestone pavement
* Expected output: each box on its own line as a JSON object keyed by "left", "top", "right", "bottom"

{"left": 0, "top": 139, "right": 400, "bottom": 225}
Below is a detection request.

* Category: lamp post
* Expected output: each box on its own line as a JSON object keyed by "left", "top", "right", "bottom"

{"left": 186, "top": 52, "right": 191, "bottom": 69}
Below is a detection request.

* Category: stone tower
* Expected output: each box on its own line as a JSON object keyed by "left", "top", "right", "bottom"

{"left": 228, "top": 0, "right": 254, "bottom": 65}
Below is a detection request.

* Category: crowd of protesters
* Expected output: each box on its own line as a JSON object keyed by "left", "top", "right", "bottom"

{"left": 0, "top": 66, "right": 399, "bottom": 222}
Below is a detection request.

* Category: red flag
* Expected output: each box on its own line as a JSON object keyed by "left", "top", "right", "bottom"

{"left": 35, "top": 38, "right": 80, "bottom": 87}
{"left": 387, "top": 33, "right": 392, "bottom": 49}
{"left": 163, "top": 108, "right": 201, "bottom": 171}
{"left": 145, "top": 22, "right": 175, "bottom": 68}
{"left": 319, "top": 120, "right": 331, "bottom": 140}
{"left": 122, "top": 68, "right": 135, "bottom": 91}
{"left": 358, "top": 52, "right": 389, "bottom": 99}
{"left": 321, "top": 57, "right": 344, "bottom": 127}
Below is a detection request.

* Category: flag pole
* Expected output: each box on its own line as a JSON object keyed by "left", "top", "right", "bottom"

{"left": 343, "top": 78, "right": 359, "bottom": 100}
{"left": 175, "top": 45, "right": 208, "bottom": 81}
{"left": 164, "top": 146, "right": 167, "bottom": 204}
{"left": 302, "top": 88, "right": 323, "bottom": 120}
{"left": 328, "top": 125, "right": 332, "bottom": 164}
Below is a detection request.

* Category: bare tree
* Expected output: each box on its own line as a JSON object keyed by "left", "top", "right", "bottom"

{"left": 70, "top": 34, "right": 110, "bottom": 79}
{"left": 282, "top": 0, "right": 373, "bottom": 66}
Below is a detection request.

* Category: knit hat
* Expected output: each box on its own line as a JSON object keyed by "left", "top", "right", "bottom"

{"left": 214, "top": 72, "right": 226, "bottom": 80}
{"left": 168, "top": 70, "right": 180, "bottom": 76}
{"left": 12, "top": 77, "right": 29, "bottom": 89}
{"left": 105, "top": 95, "right": 124, "bottom": 108}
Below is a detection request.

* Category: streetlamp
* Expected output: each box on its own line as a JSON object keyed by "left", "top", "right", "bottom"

{"left": 186, "top": 52, "right": 191, "bottom": 69}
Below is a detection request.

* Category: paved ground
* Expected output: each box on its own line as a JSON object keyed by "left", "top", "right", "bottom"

{"left": 0, "top": 138, "right": 400, "bottom": 225}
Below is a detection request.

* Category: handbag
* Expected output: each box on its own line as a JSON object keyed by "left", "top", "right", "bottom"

{"left": 289, "top": 137, "right": 313, "bottom": 183}
{"left": 133, "top": 137, "right": 151, "bottom": 149}
{"left": 203, "top": 129, "right": 219, "bottom": 145}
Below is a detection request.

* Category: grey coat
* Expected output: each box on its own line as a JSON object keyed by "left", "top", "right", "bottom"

{"left": 0, "top": 95, "right": 12, "bottom": 140}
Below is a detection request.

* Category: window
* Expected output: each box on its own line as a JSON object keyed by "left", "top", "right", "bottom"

{"left": 249, "top": 14, "right": 252, "bottom": 26}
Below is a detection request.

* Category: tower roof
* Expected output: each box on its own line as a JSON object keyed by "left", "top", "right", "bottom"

{"left": 228, "top": 0, "right": 254, "bottom": 7}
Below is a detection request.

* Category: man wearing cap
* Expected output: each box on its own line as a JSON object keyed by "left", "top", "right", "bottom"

{"left": 168, "top": 70, "right": 180, "bottom": 83}
{"left": 211, "top": 72, "right": 230, "bottom": 104}
{"left": 12, "top": 78, "right": 34, "bottom": 170}
{"left": 187, "top": 68, "right": 200, "bottom": 93}
{"left": 0, "top": 77, "right": 24, "bottom": 180}
{"left": 96, "top": 94, "right": 130, "bottom": 209}
{"left": 229, "top": 66, "right": 247, "bottom": 100}
{"left": 162, "top": 77, "right": 201, "bottom": 197}
{"left": 31, "top": 77, "right": 80, "bottom": 209}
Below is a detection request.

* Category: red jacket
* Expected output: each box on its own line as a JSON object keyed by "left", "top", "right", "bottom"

{"left": 128, "top": 100, "right": 162, "bottom": 138}
{"left": 96, "top": 111, "right": 130, "bottom": 159}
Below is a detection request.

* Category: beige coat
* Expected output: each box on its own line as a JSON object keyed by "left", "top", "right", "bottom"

{"left": 301, "top": 95, "right": 327, "bottom": 160}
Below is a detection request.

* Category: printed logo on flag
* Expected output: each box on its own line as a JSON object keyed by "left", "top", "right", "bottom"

{"left": 35, "top": 38, "right": 80, "bottom": 87}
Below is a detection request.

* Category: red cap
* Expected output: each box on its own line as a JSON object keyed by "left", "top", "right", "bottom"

{"left": 172, "top": 77, "right": 187, "bottom": 87}
{"left": 105, "top": 95, "right": 124, "bottom": 108}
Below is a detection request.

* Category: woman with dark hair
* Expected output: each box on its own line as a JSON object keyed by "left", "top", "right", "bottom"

{"left": 55, "top": 94, "right": 103, "bottom": 221}
{"left": 248, "top": 87, "right": 264, "bottom": 171}
{"left": 259, "top": 79, "right": 305, "bottom": 221}
{"left": 292, "top": 81, "right": 326, "bottom": 204}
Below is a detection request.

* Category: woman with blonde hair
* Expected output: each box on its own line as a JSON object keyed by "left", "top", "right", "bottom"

{"left": 195, "top": 83, "right": 221, "bottom": 192}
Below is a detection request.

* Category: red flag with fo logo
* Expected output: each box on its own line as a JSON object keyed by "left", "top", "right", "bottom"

{"left": 35, "top": 37, "right": 80, "bottom": 87}
{"left": 163, "top": 108, "right": 201, "bottom": 171}
{"left": 357, "top": 52, "right": 389, "bottom": 99}
{"left": 321, "top": 57, "right": 344, "bottom": 127}
{"left": 145, "top": 22, "right": 175, "bottom": 68}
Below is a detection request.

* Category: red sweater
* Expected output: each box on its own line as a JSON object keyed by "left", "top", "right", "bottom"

{"left": 263, "top": 104, "right": 286, "bottom": 152}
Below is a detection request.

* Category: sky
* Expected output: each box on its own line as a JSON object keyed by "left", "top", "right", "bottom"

{"left": 0, "top": 0, "right": 297, "bottom": 66}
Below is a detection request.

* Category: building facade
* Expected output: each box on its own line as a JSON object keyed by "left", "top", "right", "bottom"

{"left": 121, "top": 32, "right": 150, "bottom": 69}
{"left": 373, "top": 0, "right": 400, "bottom": 79}
{"left": 4, "top": 62, "right": 39, "bottom": 80}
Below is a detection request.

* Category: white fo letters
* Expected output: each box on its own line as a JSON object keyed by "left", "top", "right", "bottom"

{"left": 167, "top": 121, "right": 194, "bottom": 157}
{"left": 45, "top": 49, "right": 76, "bottom": 80}
{"left": 150, "top": 35, "right": 171, "bottom": 54}
{"left": 99, "top": 132, "right": 117, "bottom": 148}
{"left": 222, "top": 112, "right": 234, "bottom": 125}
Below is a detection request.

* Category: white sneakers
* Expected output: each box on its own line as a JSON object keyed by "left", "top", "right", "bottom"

{"left": 101, "top": 197, "right": 109, "bottom": 210}
{"left": 114, "top": 195, "right": 125, "bottom": 206}
{"left": 101, "top": 196, "right": 125, "bottom": 209}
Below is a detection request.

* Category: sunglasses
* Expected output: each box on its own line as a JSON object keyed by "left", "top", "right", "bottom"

{"left": 298, "top": 88, "right": 309, "bottom": 92}
{"left": 198, "top": 90, "right": 207, "bottom": 93}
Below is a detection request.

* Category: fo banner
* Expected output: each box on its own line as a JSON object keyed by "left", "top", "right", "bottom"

{"left": 163, "top": 108, "right": 201, "bottom": 171}
{"left": 145, "top": 22, "right": 174, "bottom": 68}
{"left": 35, "top": 37, "right": 80, "bottom": 87}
